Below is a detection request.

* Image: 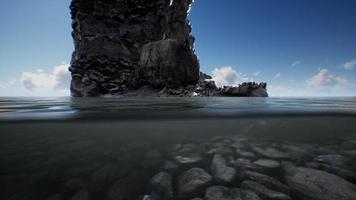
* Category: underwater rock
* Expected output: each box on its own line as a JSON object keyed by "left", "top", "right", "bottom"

{"left": 283, "top": 163, "right": 356, "bottom": 200}
{"left": 150, "top": 172, "right": 173, "bottom": 200}
{"left": 69, "top": 0, "right": 268, "bottom": 97}
{"left": 241, "top": 181, "right": 292, "bottom": 200}
{"left": 47, "top": 194, "right": 65, "bottom": 200}
{"left": 305, "top": 161, "right": 356, "bottom": 184}
{"left": 233, "top": 158, "right": 263, "bottom": 172}
{"left": 141, "top": 195, "right": 153, "bottom": 200}
{"left": 204, "top": 186, "right": 262, "bottom": 200}
{"left": 253, "top": 159, "right": 280, "bottom": 169}
{"left": 315, "top": 154, "right": 345, "bottom": 167}
{"left": 174, "top": 155, "right": 203, "bottom": 168}
{"left": 250, "top": 145, "right": 289, "bottom": 160}
{"left": 239, "top": 171, "right": 290, "bottom": 194}
{"left": 70, "top": 189, "right": 90, "bottom": 200}
{"left": 211, "top": 154, "right": 237, "bottom": 184}
{"left": 177, "top": 168, "right": 213, "bottom": 199}
{"left": 204, "top": 186, "right": 231, "bottom": 200}
{"left": 237, "top": 150, "right": 256, "bottom": 159}
{"left": 279, "top": 143, "right": 314, "bottom": 162}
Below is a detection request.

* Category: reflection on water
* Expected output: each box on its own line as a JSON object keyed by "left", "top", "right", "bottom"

{"left": 0, "top": 97, "right": 356, "bottom": 121}
{"left": 0, "top": 97, "right": 356, "bottom": 200}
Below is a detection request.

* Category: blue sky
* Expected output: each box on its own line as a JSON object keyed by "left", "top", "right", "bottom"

{"left": 0, "top": 0, "right": 355, "bottom": 96}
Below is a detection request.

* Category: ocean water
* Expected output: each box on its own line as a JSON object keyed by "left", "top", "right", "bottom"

{"left": 0, "top": 97, "right": 356, "bottom": 200}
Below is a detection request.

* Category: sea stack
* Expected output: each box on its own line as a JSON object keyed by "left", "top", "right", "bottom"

{"left": 69, "top": 0, "right": 268, "bottom": 97}
{"left": 69, "top": 0, "right": 199, "bottom": 97}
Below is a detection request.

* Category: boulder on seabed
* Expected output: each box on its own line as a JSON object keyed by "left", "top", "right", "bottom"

{"left": 149, "top": 172, "right": 173, "bottom": 200}
{"left": 70, "top": 189, "right": 90, "bottom": 200}
{"left": 177, "top": 168, "right": 213, "bottom": 199}
{"left": 238, "top": 170, "right": 290, "bottom": 194}
{"left": 204, "top": 186, "right": 262, "bottom": 200}
{"left": 283, "top": 162, "right": 356, "bottom": 200}
{"left": 250, "top": 145, "right": 289, "bottom": 159}
{"left": 253, "top": 159, "right": 281, "bottom": 169}
{"left": 211, "top": 154, "right": 237, "bottom": 184}
{"left": 241, "top": 181, "right": 292, "bottom": 200}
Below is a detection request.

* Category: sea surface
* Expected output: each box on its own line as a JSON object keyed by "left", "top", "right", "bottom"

{"left": 0, "top": 97, "right": 356, "bottom": 200}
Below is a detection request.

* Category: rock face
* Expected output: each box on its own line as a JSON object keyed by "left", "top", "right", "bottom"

{"left": 69, "top": 0, "right": 199, "bottom": 96}
{"left": 69, "top": 0, "right": 268, "bottom": 97}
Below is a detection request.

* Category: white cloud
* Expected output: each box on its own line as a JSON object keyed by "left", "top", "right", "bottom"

{"left": 53, "top": 64, "right": 71, "bottom": 90}
{"left": 0, "top": 79, "right": 17, "bottom": 89}
{"left": 269, "top": 68, "right": 355, "bottom": 97}
{"left": 21, "top": 64, "right": 70, "bottom": 91}
{"left": 212, "top": 66, "right": 248, "bottom": 87}
{"left": 343, "top": 59, "right": 356, "bottom": 70}
{"left": 253, "top": 71, "right": 261, "bottom": 76}
{"left": 291, "top": 61, "right": 301, "bottom": 67}
{"left": 274, "top": 72, "right": 281, "bottom": 79}
{"left": 306, "top": 69, "right": 348, "bottom": 88}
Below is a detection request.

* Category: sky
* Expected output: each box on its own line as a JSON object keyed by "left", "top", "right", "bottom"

{"left": 0, "top": 0, "right": 356, "bottom": 97}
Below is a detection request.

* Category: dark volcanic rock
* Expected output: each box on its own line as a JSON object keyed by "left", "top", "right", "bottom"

{"left": 219, "top": 82, "right": 268, "bottom": 97}
{"left": 69, "top": 0, "right": 268, "bottom": 97}
{"left": 70, "top": 0, "right": 199, "bottom": 96}
{"left": 139, "top": 39, "right": 199, "bottom": 88}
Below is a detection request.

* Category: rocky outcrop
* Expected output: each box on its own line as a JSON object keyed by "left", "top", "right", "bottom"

{"left": 160, "top": 77, "right": 268, "bottom": 97}
{"left": 69, "top": 0, "right": 268, "bottom": 97}
{"left": 69, "top": 0, "right": 199, "bottom": 97}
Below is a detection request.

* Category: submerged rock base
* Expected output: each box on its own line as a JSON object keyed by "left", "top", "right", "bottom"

{"left": 36, "top": 134, "right": 356, "bottom": 200}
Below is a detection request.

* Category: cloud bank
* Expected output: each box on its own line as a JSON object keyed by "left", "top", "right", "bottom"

{"left": 306, "top": 69, "right": 348, "bottom": 88}
{"left": 212, "top": 66, "right": 248, "bottom": 87}
{"left": 269, "top": 68, "right": 355, "bottom": 96}
{"left": 0, "top": 64, "right": 71, "bottom": 96}
{"left": 20, "top": 64, "right": 70, "bottom": 92}
{"left": 343, "top": 59, "right": 356, "bottom": 70}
